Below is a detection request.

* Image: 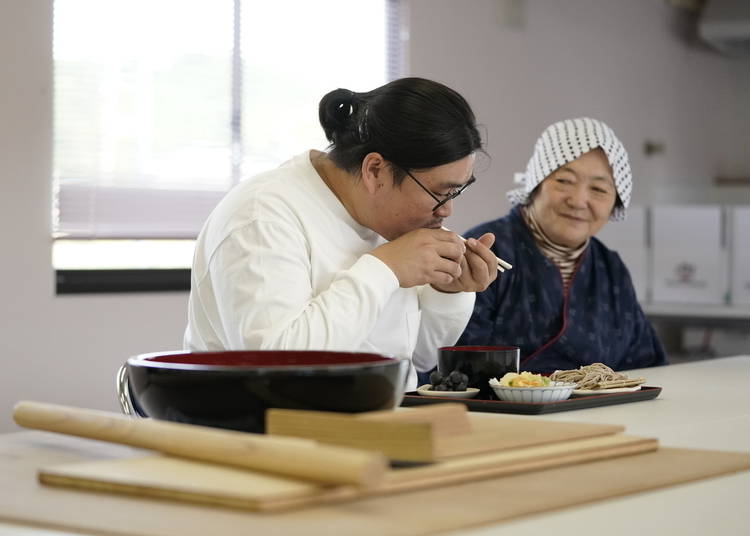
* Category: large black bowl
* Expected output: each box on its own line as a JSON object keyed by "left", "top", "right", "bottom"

{"left": 122, "top": 350, "right": 409, "bottom": 433}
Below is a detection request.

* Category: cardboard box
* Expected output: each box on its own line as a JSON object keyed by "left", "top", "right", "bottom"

{"left": 651, "top": 205, "right": 727, "bottom": 305}
{"left": 596, "top": 205, "right": 648, "bottom": 302}
{"left": 729, "top": 206, "right": 750, "bottom": 305}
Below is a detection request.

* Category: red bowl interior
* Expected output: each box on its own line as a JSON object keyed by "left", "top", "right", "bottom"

{"left": 136, "top": 350, "right": 393, "bottom": 367}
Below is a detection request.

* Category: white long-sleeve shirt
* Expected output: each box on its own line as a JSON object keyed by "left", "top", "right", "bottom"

{"left": 184, "top": 151, "right": 475, "bottom": 390}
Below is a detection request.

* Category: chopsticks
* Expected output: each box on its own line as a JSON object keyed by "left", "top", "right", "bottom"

{"left": 443, "top": 227, "right": 513, "bottom": 272}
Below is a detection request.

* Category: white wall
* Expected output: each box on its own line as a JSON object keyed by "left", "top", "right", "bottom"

{"left": 406, "top": 0, "right": 750, "bottom": 234}
{"left": 0, "top": 0, "right": 748, "bottom": 432}
{"left": 0, "top": 1, "right": 187, "bottom": 432}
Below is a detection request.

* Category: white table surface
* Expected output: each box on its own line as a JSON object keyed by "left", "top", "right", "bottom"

{"left": 2, "top": 356, "right": 749, "bottom": 536}
{"left": 451, "top": 355, "right": 750, "bottom": 536}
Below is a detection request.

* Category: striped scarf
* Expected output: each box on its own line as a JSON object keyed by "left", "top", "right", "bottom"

{"left": 521, "top": 205, "right": 588, "bottom": 294}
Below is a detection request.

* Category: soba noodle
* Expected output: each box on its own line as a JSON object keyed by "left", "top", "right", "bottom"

{"left": 550, "top": 363, "right": 645, "bottom": 390}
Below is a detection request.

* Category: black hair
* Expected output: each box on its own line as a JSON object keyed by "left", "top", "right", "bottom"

{"left": 318, "top": 77, "right": 483, "bottom": 184}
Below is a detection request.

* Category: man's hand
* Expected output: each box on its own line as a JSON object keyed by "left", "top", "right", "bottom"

{"left": 370, "top": 228, "right": 466, "bottom": 288}
{"left": 430, "top": 232, "right": 498, "bottom": 293}
{"left": 370, "top": 229, "right": 498, "bottom": 292}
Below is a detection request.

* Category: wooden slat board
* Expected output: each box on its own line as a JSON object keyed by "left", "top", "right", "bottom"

{"left": 267, "top": 409, "right": 625, "bottom": 462}
{"left": 38, "top": 434, "right": 657, "bottom": 511}
{"left": 433, "top": 414, "right": 624, "bottom": 458}
{"left": 35, "top": 411, "right": 634, "bottom": 512}
{"left": 1, "top": 432, "right": 750, "bottom": 536}
{"left": 33, "top": 411, "right": 632, "bottom": 511}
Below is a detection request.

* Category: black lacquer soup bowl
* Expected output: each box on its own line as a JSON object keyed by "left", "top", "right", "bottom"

{"left": 121, "top": 350, "right": 409, "bottom": 434}
{"left": 438, "top": 345, "right": 520, "bottom": 397}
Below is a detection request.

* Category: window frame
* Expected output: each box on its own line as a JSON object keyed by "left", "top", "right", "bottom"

{"left": 56, "top": 268, "right": 191, "bottom": 294}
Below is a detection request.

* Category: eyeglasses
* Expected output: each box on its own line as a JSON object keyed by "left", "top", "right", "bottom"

{"left": 399, "top": 167, "right": 476, "bottom": 212}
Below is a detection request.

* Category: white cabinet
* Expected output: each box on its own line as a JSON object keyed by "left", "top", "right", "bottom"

{"left": 729, "top": 206, "right": 750, "bottom": 306}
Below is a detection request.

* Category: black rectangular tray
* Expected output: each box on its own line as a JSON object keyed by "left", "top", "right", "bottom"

{"left": 401, "top": 386, "right": 662, "bottom": 415}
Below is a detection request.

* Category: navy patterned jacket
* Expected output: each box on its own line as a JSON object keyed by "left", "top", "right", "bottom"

{"left": 457, "top": 206, "right": 667, "bottom": 373}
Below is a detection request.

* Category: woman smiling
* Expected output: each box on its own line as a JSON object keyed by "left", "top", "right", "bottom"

{"left": 457, "top": 117, "right": 667, "bottom": 373}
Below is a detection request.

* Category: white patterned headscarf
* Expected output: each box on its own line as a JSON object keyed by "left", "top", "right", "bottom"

{"left": 507, "top": 117, "right": 632, "bottom": 221}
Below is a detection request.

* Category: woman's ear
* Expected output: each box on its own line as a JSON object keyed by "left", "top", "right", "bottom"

{"left": 360, "top": 152, "right": 388, "bottom": 195}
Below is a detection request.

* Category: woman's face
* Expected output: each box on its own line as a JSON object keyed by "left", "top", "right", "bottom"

{"left": 373, "top": 154, "right": 475, "bottom": 241}
{"left": 529, "top": 148, "right": 617, "bottom": 247}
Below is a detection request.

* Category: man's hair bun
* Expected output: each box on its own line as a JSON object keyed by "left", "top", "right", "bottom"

{"left": 318, "top": 88, "right": 357, "bottom": 143}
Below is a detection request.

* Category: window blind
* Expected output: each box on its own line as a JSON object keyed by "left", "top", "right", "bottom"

{"left": 53, "top": 0, "right": 405, "bottom": 240}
